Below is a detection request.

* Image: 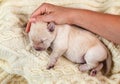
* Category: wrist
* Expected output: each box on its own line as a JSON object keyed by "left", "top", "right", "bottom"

{"left": 66, "top": 8, "right": 81, "bottom": 25}
{"left": 66, "top": 9, "right": 75, "bottom": 24}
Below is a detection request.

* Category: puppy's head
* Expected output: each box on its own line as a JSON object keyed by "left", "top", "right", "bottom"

{"left": 29, "top": 21, "right": 56, "bottom": 51}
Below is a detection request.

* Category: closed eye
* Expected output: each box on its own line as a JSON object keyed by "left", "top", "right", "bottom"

{"left": 40, "top": 40, "right": 44, "bottom": 43}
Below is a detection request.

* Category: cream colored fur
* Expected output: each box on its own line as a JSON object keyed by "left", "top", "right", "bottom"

{"left": 0, "top": 0, "right": 120, "bottom": 84}
{"left": 29, "top": 21, "right": 112, "bottom": 76}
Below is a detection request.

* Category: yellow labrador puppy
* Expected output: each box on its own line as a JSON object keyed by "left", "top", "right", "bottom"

{"left": 28, "top": 21, "right": 112, "bottom": 76}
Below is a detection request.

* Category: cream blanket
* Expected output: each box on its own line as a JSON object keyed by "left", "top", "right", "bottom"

{"left": 0, "top": 0, "right": 120, "bottom": 84}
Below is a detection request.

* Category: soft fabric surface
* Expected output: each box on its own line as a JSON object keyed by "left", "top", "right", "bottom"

{"left": 0, "top": 0, "right": 120, "bottom": 84}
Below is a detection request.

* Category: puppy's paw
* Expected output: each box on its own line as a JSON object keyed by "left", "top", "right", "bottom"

{"left": 47, "top": 65, "right": 54, "bottom": 70}
{"left": 47, "top": 63, "right": 55, "bottom": 70}
{"left": 79, "top": 64, "right": 89, "bottom": 72}
{"left": 89, "top": 69, "right": 97, "bottom": 76}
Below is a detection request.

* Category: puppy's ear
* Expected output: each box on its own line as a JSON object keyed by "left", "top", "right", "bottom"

{"left": 47, "top": 22, "right": 55, "bottom": 32}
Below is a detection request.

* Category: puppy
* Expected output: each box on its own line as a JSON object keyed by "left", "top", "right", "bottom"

{"left": 28, "top": 21, "right": 112, "bottom": 76}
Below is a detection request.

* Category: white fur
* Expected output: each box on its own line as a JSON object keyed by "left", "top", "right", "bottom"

{"left": 29, "top": 21, "right": 112, "bottom": 76}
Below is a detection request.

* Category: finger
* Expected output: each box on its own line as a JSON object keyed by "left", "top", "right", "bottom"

{"left": 31, "top": 3, "right": 48, "bottom": 18}
{"left": 25, "top": 21, "right": 31, "bottom": 33}
{"left": 31, "top": 8, "right": 44, "bottom": 18}
{"left": 29, "top": 18, "right": 36, "bottom": 23}
{"left": 25, "top": 18, "right": 37, "bottom": 33}
{"left": 31, "top": 3, "right": 54, "bottom": 18}
{"left": 37, "top": 14, "right": 55, "bottom": 22}
{"left": 25, "top": 14, "right": 54, "bottom": 33}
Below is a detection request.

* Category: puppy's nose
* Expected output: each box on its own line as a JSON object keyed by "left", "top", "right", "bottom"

{"left": 35, "top": 47, "right": 45, "bottom": 51}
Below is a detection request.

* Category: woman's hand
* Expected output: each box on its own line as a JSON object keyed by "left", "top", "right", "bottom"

{"left": 26, "top": 3, "right": 73, "bottom": 32}
{"left": 25, "top": 3, "right": 120, "bottom": 44}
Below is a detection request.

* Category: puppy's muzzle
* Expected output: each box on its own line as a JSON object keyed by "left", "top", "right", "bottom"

{"left": 34, "top": 47, "right": 45, "bottom": 51}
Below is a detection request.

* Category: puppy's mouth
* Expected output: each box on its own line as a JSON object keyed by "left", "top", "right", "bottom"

{"left": 34, "top": 47, "right": 46, "bottom": 51}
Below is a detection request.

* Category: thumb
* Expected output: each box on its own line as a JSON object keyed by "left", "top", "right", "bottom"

{"left": 29, "top": 18, "right": 36, "bottom": 23}
{"left": 25, "top": 22, "right": 31, "bottom": 33}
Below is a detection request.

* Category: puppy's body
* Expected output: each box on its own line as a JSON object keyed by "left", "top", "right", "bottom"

{"left": 29, "top": 22, "right": 112, "bottom": 76}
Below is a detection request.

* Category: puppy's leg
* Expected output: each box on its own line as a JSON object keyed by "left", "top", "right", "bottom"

{"left": 79, "top": 62, "right": 99, "bottom": 72}
{"left": 79, "top": 45, "right": 106, "bottom": 73}
{"left": 89, "top": 63, "right": 103, "bottom": 76}
{"left": 79, "top": 53, "right": 99, "bottom": 72}
{"left": 47, "top": 48, "right": 66, "bottom": 69}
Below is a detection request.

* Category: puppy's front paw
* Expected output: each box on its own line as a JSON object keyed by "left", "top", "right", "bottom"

{"left": 47, "top": 63, "right": 55, "bottom": 70}
{"left": 47, "top": 65, "right": 54, "bottom": 70}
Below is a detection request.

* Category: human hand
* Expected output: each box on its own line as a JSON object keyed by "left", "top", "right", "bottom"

{"left": 26, "top": 3, "right": 73, "bottom": 33}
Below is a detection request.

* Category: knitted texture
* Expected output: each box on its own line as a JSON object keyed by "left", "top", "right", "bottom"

{"left": 0, "top": 0, "right": 120, "bottom": 84}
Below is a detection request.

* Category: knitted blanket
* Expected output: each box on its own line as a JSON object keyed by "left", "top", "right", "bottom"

{"left": 0, "top": 0, "right": 120, "bottom": 84}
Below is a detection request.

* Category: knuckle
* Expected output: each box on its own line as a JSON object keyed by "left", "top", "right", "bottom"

{"left": 42, "top": 3, "right": 50, "bottom": 7}
{"left": 42, "top": 3, "right": 47, "bottom": 6}
{"left": 41, "top": 3, "right": 55, "bottom": 9}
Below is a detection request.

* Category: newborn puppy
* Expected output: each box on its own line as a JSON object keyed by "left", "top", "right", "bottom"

{"left": 28, "top": 21, "right": 112, "bottom": 76}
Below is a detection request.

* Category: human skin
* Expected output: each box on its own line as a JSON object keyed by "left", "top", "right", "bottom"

{"left": 26, "top": 3, "right": 120, "bottom": 44}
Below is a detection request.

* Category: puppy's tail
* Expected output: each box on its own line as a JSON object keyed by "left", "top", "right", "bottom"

{"left": 103, "top": 49, "right": 112, "bottom": 76}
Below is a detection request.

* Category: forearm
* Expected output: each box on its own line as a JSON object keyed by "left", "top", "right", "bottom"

{"left": 69, "top": 9, "right": 120, "bottom": 44}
